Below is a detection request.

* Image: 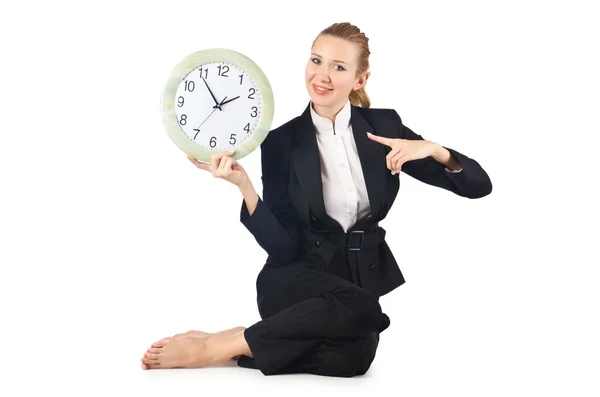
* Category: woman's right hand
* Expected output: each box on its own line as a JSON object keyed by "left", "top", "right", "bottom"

{"left": 186, "top": 151, "right": 249, "bottom": 188}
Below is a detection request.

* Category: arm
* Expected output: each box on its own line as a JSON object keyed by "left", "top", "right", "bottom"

{"left": 239, "top": 128, "right": 302, "bottom": 265}
{"left": 393, "top": 110, "right": 493, "bottom": 198}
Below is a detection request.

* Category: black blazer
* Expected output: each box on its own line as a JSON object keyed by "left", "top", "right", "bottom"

{"left": 240, "top": 102, "right": 492, "bottom": 297}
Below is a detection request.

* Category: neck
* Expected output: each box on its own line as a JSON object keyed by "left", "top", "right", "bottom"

{"left": 312, "top": 101, "right": 345, "bottom": 123}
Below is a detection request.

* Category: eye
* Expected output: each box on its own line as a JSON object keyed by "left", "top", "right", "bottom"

{"left": 311, "top": 58, "right": 320, "bottom": 64}
{"left": 334, "top": 65, "right": 346, "bottom": 71}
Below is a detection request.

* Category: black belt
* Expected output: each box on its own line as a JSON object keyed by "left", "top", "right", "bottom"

{"left": 323, "top": 226, "right": 386, "bottom": 252}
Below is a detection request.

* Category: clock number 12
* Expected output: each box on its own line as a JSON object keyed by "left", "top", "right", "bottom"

{"left": 217, "top": 65, "right": 229, "bottom": 77}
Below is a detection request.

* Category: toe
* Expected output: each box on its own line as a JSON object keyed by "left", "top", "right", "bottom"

{"left": 148, "top": 347, "right": 162, "bottom": 354}
{"left": 152, "top": 337, "right": 172, "bottom": 348}
{"left": 144, "top": 352, "right": 160, "bottom": 360}
{"left": 147, "top": 362, "right": 162, "bottom": 369}
{"left": 142, "top": 357, "right": 158, "bottom": 365}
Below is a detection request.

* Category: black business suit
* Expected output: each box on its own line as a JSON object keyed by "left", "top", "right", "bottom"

{"left": 235, "top": 102, "right": 492, "bottom": 376}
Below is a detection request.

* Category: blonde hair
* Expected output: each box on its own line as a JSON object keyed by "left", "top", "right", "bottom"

{"left": 312, "top": 22, "right": 371, "bottom": 108}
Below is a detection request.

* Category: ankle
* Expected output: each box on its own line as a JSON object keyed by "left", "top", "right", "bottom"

{"left": 204, "top": 331, "right": 246, "bottom": 362}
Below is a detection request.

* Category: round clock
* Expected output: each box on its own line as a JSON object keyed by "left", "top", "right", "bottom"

{"left": 160, "top": 48, "right": 274, "bottom": 163}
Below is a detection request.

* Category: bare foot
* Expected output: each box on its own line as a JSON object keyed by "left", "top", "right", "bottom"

{"left": 142, "top": 335, "right": 214, "bottom": 369}
{"left": 182, "top": 327, "right": 245, "bottom": 360}
{"left": 182, "top": 326, "right": 245, "bottom": 339}
{"left": 141, "top": 328, "right": 251, "bottom": 370}
{"left": 141, "top": 327, "right": 246, "bottom": 369}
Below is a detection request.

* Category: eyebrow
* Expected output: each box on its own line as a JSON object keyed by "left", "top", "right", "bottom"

{"left": 311, "top": 53, "right": 348, "bottom": 65}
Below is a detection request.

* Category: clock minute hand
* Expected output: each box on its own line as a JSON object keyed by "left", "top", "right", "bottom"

{"left": 196, "top": 96, "right": 227, "bottom": 132}
{"left": 201, "top": 77, "right": 222, "bottom": 110}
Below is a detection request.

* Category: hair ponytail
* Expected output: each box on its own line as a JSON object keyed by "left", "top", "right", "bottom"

{"left": 349, "top": 86, "right": 371, "bottom": 108}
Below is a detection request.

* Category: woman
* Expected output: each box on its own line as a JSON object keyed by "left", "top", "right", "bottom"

{"left": 141, "top": 22, "right": 492, "bottom": 377}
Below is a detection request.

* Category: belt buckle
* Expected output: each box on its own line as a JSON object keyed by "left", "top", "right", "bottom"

{"left": 347, "top": 230, "right": 364, "bottom": 252}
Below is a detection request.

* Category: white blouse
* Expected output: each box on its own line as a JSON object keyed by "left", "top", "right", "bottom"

{"left": 310, "top": 99, "right": 372, "bottom": 232}
{"left": 309, "top": 99, "right": 461, "bottom": 232}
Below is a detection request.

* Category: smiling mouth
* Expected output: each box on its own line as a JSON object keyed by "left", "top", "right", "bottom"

{"left": 313, "top": 85, "right": 333, "bottom": 94}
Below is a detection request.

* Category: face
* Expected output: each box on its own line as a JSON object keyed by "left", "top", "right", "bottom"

{"left": 305, "top": 35, "right": 367, "bottom": 111}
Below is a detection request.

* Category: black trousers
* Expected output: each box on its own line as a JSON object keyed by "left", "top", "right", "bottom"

{"left": 236, "top": 252, "right": 390, "bottom": 377}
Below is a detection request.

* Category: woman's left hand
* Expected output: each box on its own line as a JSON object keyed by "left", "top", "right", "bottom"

{"left": 367, "top": 132, "right": 438, "bottom": 174}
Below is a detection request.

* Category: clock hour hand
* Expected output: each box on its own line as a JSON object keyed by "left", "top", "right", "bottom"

{"left": 201, "top": 77, "right": 222, "bottom": 111}
{"left": 214, "top": 95, "right": 240, "bottom": 109}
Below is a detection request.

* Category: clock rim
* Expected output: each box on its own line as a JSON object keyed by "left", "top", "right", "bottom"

{"left": 160, "top": 48, "right": 274, "bottom": 163}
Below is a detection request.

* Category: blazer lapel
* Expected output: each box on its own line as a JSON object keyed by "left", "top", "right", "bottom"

{"left": 290, "top": 102, "right": 386, "bottom": 231}
{"left": 349, "top": 105, "right": 386, "bottom": 223}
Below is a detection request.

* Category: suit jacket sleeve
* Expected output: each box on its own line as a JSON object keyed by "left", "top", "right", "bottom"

{"left": 393, "top": 110, "right": 493, "bottom": 198}
{"left": 239, "top": 128, "right": 302, "bottom": 265}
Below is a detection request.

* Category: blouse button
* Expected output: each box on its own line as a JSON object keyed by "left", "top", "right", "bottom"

{"left": 369, "top": 264, "right": 376, "bottom": 270}
{"left": 315, "top": 240, "right": 321, "bottom": 248}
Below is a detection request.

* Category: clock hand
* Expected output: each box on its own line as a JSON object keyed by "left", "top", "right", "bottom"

{"left": 195, "top": 96, "right": 228, "bottom": 134}
{"left": 201, "top": 77, "right": 222, "bottom": 111}
{"left": 214, "top": 95, "right": 240, "bottom": 108}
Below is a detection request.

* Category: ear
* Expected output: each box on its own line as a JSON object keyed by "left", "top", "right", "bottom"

{"left": 353, "top": 71, "right": 370, "bottom": 90}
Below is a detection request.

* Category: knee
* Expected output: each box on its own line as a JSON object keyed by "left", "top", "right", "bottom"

{"left": 328, "top": 335, "right": 379, "bottom": 377}
{"left": 353, "top": 333, "right": 379, "bottom": 375}
{"left": 255, "top": 266, "right": 280, "bottom": 319}
{"left": 329, "top": 286, "right": 383, "bottom": 332}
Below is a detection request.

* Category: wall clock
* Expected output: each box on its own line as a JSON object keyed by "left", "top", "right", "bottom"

{"left": 160, "top": 48, "right": 274, "bottom": 162}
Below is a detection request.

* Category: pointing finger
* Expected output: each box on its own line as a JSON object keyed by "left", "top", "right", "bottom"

{"left": 367, "top": 132, "right": 394, "bottom": 147}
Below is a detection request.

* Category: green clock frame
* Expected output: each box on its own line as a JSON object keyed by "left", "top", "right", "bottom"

{"left": 160, "top": 48, "right": 275, "bottom": 162}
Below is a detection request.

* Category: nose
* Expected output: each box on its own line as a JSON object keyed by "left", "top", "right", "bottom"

{"left": 316, "top": 66, "right": 331, "bottom": 83}
{"left": 317, "top": 74, "right": 331, "bottom": 85}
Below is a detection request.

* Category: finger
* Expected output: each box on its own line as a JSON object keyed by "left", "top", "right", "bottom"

{"left": 390, "top": 151, "right": 402, "bottom": 171}
{"left": 367, "top": 132, "right": 394, "bottom": 147}
{"left": 218, "top": 157, "right": 234, "bottom": 177}
{"left": 186, "top": 155, "right": 210, "bottom": 171}
{"left": 210, "top": 151, "right": 235, "bottom": 174}
{"left": 391, "top": 151, "right": 410, "bottom": 173}
{"left": 224, "top": 157, "right": 235, "bottom": 176}
{"left": 385, "top": 147, "right": 401, "bottom": 171}
{"left": 211, "top": 152, "right": 230, "bottom": 176}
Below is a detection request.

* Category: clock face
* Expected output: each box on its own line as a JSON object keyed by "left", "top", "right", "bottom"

{"left": 173, "top": 62, "right": 262, "bottom": 151}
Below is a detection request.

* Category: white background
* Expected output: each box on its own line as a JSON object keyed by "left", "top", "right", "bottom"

{"left": 1, "top": 0, "right": 598, "bottom": 396}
